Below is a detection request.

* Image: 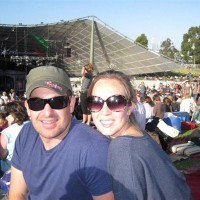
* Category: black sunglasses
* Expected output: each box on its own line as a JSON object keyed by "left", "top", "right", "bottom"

{"left": 27, "top": 96, "right": 70, "bottom": 111}
{"left": 87, "top": 95, "right": 127, "bottom": 112}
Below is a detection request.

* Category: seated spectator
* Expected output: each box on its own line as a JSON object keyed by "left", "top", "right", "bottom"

{"left": 0, "top": 101, "right": 29, "bottom": 173}
{"left": 191, "top": 107, "right": 200, "bottom": 124}
{"left": 9, "top": 89, "right": 16, "bottom": 102}
{"left": 163, "top": 97, "right": 173, "bottom": 112}
{"left": 1, "top": 91, "right": 9, "bottom": 105}
{"left": 143, "top": 96, "right": 154, "bottom": 120}
{"left": 0, "top": 113, "right": 7, "bottom": 132}
{"left": 180, "top": 95, "right": 196, "bottom": 118}
{"left": 0, "top": 98, "right": 5, "bottom": 113}
{"left": 168, "top": 95, "right": 180, "bottom": 112}
{"left": 133, "top": 101, "right": 146, "bottom": 131}
{"left": 152, "top": 94, "right": 167, "bottom": 119}
{"left": 175, "top": 93, "right": 182, "bottom": 104}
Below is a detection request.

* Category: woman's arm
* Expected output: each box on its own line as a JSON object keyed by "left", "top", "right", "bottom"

{"left": 0, "top": 133, "right": 8, "bottom": 160}
{"left": 81, "top": 67, "right": 87, "bottom": 76}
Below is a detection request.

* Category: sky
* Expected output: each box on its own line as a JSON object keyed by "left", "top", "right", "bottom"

{"left": 1, "top": 0, "right": 199, "bottom": 50}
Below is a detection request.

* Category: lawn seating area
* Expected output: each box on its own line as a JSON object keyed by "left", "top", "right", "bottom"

{"left": 168, "top": 125, "right": 200, "bottom": 200}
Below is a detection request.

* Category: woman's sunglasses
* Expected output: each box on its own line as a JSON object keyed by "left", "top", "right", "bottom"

{"left": 87, "top": 95, "right": 127, "bottom": 112}
{"left": 27, "top": 96, "right": 70, "bottom": 111}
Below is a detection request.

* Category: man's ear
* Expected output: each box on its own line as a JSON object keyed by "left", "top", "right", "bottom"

{"left": 24, "top": 100, "right": 31, "bottom": 117}
{"left": 69, "top": 96, "right": 76, "bottom": 114}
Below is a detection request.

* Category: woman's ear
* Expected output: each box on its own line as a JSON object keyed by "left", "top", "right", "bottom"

{"left": 127, "top": 102, "right": 136, "bottom": 116}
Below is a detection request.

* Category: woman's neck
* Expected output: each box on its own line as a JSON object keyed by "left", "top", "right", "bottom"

{"left": 110, "top": 123, "right": 143, "bottom": 139}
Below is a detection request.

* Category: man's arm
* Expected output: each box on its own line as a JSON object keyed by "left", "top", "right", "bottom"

{"left": 93, "top": 191, "right": 114, "bottom": 200}
{"left": 9, "top": 166, "right": 28, "bottom": 200}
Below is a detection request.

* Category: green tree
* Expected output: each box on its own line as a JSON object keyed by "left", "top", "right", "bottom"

{"left": 181, "top": 26, "right": 200, "bottom": 64}
{"left": 135, "top": 34, "right": 148, "bottom": 48}
{"left": 159, "top": 38, "right": 178, "bottom": 59}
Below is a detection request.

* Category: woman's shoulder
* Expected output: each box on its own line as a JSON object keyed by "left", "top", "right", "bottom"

{"left": 110, "top": 134, "right": 149, "bottom": 146}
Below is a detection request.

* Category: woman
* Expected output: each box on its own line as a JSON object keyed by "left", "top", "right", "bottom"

{"left": 0, "top": 101, "right": 29, "bottom": 173}
{"left": 152, "top": 94, "right": 167, "bottom": 119}
{"left": 80, "top": 63, "right": 93, "bottom": 125}
{"left": 163, "top": 96, "right": 173, "bottom": 112}
{"left": 87, "top": 70, "right": 191, "bottom": 200}
{"left": 143, "top": 96, "right": 154, "bottom": 120}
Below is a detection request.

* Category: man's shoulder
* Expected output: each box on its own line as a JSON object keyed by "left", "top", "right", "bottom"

{"left": 71, "top": 119, "right": 110, "bottom": 144}
{"left": 18, "top": 121, "right": 36, "bottom": 138}
{"left": 21, "top": 121, "right": 33, "bottom": 130}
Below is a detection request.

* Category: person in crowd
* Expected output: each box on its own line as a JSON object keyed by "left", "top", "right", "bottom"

{"left": 180, "top": 94, "right": 197, "bottom": 119}
{"left": 0, "top": 98, "right": 5, "bottom": 113}
{"left": 191, "top": 80, "right": 198, "bottom": 101}
{"left": 167, "top": 94, "right": 180, "bottom": 112}
{"left": 87, "top": 70, "right": 191, "bottom": 200}
{"left": 143, "top": 96, "right": 154, "bottom": 120}
{"left": 182, "top": 80, "right": 192, "bottom": 97}
{"left": 138, "top": 81, "right": 146, "bottom": 98}
{"left": 9, "top": 66, "right": 114, "bottom": 200}
{"left": 197, "top": 80, "right": 200, "bottom": 101}
{"left": 152, "top": 94, "right": 167, "bottom": 119}
{"left": 1, "top": 91, "right": 9, "bottom": 104}
{"left": 176, "top": 93, "right": 183, "bottom": 104}
{"left": 0, "top": 113, "right": 7, "bottom": 132}
{"left": 9, "top": 89, "right": 16, "bottom": 102}
{"left": 80, "top": 63, "right": 93, "bottom": 125}
{"left": 163, "top": 96, "right": 173, "bottom": 112}
{"left": 132, "top": 93, "right": 146, "bottom": 131}
{"left": 154, "top": 76, "right": 160, "bottom": 91}
{"left": 0, "top": 101, "right": 29, "bottom": 174}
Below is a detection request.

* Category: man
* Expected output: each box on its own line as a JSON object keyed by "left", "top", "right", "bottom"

{"left": 9, "top": 66, "right": 114, "bottom": 200}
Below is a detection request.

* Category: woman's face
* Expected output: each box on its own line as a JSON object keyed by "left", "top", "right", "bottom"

{"left": 90, "top": 78, "right": 133, "bottom": 138}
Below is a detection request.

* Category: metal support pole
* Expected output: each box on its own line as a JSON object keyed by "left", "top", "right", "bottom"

{"left": 89, "top": 18, "right": 94, "bottom": 66}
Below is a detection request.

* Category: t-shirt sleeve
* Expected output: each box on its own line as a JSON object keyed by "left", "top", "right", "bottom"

{"left": 80, "top": 138, "right": 112, "bottom": 196}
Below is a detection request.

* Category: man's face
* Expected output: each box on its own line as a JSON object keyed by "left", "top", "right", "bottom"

{"left": 25, "top": 87, "right": 75, "bottom": 149}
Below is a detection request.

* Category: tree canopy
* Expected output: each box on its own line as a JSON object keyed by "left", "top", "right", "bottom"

{"left": 135, "top": 34, "right": 148, "bottom": 48}
{"left": 135, "top": 26, "right": 200, "bottom": 65}
{"left": 181, "top": 26, "right": 200, "bottom": 64}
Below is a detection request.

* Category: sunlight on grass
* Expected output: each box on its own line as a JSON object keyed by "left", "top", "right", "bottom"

{"left": 174, "top": 158, "right": 200, "bottom": 171}
{"left": 172, "top": 68, "right": 200, "bottom": 77}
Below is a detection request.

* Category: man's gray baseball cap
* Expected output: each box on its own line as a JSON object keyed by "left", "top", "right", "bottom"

{"left": 26, "top": 66, "right": 72, "bottom": 99}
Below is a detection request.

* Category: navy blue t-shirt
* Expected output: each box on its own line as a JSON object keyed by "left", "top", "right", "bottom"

{"left": 12, "top": 119, "right": 112, "bottom": 200}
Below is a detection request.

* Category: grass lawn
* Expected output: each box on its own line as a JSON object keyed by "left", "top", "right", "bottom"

{"left": 175, "top": 157, "right": 200, "bottom": 171}
{"left": 172, "top": 68, "right": 200, "bottom": 77}
{"left": 178, "top": 124, "right": 200, "bottom": 138}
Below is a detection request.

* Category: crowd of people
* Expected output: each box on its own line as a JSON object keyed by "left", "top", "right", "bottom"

{"left": 136, "top": 78, "right": 200, "bottom": 124}
{"left": 0, "top": 89, "right": 29, "bottom": 177}
{"left": 0, "top": 65, "right": 193, "bottom": 199}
